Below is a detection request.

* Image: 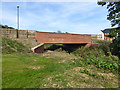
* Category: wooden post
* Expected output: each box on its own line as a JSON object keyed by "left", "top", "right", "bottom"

{"left": 16, "top": 29, "right": 19, "bottom": 38}
{"left": 27, "top": 30, "right": 28, "bottom": 38}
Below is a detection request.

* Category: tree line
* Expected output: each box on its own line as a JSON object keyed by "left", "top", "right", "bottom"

{"left": 0, "top": 24, "right": 15, "bottom": 29}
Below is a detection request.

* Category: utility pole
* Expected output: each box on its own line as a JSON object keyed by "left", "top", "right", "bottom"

{"left": 16, "top": 5, "right": 19, "bottom": 38}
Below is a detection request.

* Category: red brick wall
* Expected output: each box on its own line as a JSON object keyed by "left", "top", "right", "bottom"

{"left": 34, "top": 45, "right": 44, "bottom": 53}
{"left": 36, "top": 32, "right": 91, "bottom": 44}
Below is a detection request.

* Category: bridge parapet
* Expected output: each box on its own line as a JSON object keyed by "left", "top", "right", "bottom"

{"left": 36, "top": 31, "right": 91, "bottom": 44}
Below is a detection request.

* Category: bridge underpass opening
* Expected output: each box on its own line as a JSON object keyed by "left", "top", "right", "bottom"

{"left": 44, "top": 43, "right": 88, "bottom": 53}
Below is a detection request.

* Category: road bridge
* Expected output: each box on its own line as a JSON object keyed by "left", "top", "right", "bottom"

{"left": 32, "top": 31, "right": 91, "bottom": 53}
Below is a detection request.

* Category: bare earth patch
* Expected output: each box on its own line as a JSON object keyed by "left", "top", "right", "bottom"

{"left": 98, "top": 72, "right": 116, "bottom": 77}
{"left": 98, "top": 72, "right": 118, "bottom": 83}
{"left": 72, "top": 67, "right": 84, "bottom": 71}
{"left": 28, "top": 66, "right": 43, "bottom": 70}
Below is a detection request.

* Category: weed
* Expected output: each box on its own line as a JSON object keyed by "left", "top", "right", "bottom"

{"left": 72, "top": 45, "right": 119, "bottom": 73}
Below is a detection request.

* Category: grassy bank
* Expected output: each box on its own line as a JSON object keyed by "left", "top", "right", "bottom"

{"left": 2, "top": 38, "right": 29, "bottom": 54}
{"left": 72, "top": 46, "right": 119, "bottom": 74}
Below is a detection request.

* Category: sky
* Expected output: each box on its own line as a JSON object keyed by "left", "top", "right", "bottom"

{"left": 1, "top": 1, "right": 112, "bottom": 34}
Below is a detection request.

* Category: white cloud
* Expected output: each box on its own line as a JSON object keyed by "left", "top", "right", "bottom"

{"left": 1, "top": 2, "right": 111, "bottom": 34}
{"left": 2, "top": 0, "right": 97, "bottom": 2}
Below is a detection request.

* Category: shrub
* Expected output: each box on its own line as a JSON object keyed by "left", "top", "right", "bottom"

{"left": 110, "top": 38, "right": 120, "bottom": 58}
{"left": 72, "top": 46, "right": 119, "bottom": 73}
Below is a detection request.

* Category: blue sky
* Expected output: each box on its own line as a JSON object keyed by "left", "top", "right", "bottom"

{"left": 1, "top": 2, "right": 112, "bottom": 34}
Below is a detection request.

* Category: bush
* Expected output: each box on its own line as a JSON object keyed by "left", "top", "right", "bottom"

{"left": 96, "top": 39, "right": 120, "bottom": 58}
{"left": 110, "top": 38, "right": 120, "bottom": 58}
{"left": 72, "top": 46, "right": 119, "bottom": 73}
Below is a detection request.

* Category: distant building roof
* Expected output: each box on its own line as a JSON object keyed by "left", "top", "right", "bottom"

{"left": 101, "top": 29, "right": 110, "bottom": 33}
{"left": 101, "top": 27, "right": 120, "bottom": 34}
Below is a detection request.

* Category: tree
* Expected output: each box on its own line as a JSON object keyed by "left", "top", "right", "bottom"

{"left": 8, "top": 27, "right": 14, "bottom": 29}
{"left": 65, "top": 32, "right": 69, "bottom": 34}
{"left": 4, "top": 25, "right": 8, "bottom": 28}
{"left": 57, "top": 30, "right": 62, "bottom": 33}
{"left": 97, "top": 1, "right": 120, "bottom": 58}
{"left": 0, "top": 24, "right": 14, "bottom": 29}
{"left": 98, "top": 1, "right": 120, "bottom": 27}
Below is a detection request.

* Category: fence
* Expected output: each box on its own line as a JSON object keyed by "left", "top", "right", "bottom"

{"left": 0, "top": 29, "right": 36, "bottom": 39}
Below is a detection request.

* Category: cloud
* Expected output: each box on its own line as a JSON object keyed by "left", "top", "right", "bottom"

{"left": 2, "top": 0, "right": 97, "bottom": 2}
{"left": 1, "top": 2, "right": 111, "bottom": 34}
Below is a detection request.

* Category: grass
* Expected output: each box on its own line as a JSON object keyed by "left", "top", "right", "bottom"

{"left": 2, "top": 38, "right": 29, "bottom": 54}
{"left": 2, "top": 54, "right": 71, "bottom": 88}
{"left": 2, "top": 38, "right": 119, "bottom": 88}
{"left": 2, "top": 53, "right": 119, "bottom": 88}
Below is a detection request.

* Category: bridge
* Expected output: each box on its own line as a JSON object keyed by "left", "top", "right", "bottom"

{"left": 32, "top": 31, "right": 91, "bottom": 53}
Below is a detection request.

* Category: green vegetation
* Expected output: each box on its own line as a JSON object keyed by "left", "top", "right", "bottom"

{"left": 2, "top": 54, "right": 66, "bottom": 88}
{"left": 2, "top": 38, "right": 119, "bottom": 88}
{"left": 2, "top": 38, "right": 29, "bottom": 54}
{"left": 72, "top": 40, "right": 119, "bottom": 73}
{"left": 98, "top": 1, "right": 120, "bottom": 59}
{"left": 110, "top": 38, "right": 120, "bottom": 58}
{"left": 0, "top": 24, "right": 14, "bottom": 29}
{"left": 97, "top": 1, "right": 120, "bottom": 27}
{"left": 2, "top": 54, "right": 118, "bottom": 88}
